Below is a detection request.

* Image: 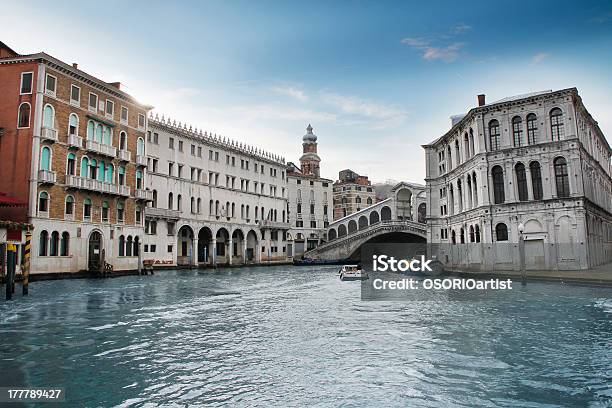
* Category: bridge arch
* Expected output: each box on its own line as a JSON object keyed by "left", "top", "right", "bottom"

{"left": 381, "top": 206, "right": 392, "bottom": 221}
{"left": 328, "top": 228, "right": 337, "bottom": 241}
{"left": 370, "top": 211, "right": 380, "bottom": 225}
{"left": 348, "top": 220, "right": 358, "bottom": 234}
{"left": 358, "top": 215, "right": 368, "bottom": 230}
{"left": 338, "top": 224, "right": 347, "bottom": 238}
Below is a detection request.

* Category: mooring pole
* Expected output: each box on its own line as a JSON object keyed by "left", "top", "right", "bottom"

{"left": 22, "top": 232, "right": 31, "bottom": 295}
{"left": 6, "top": 244, "right": 15, "bottom": 300}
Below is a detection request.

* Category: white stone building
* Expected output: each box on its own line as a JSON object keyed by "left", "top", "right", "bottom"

{"left": 286, "top": 125, "right": 333, "bottom": 258}
{"left": 423, "top": 89, "right": 612, "bottom": 271}
{"left": 143, "top": 115, "right": 290, "bottom": 267}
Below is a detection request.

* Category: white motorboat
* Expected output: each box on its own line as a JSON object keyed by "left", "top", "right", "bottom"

{"left": 339, "top": 265, "right": 368, "bottom": 281}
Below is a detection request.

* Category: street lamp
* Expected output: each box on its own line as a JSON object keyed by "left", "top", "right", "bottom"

{"left": 518, "top": 222, "right": 525, "bottom": 285}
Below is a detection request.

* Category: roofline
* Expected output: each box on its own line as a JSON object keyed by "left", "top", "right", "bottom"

{"left": 0, "top": 52, "right": 153, "bottom": 109}
{"left": 0, "top": 41, "right": 18, "bottom": 55}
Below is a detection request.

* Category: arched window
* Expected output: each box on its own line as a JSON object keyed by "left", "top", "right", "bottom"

{"left": 97, "top": 161, "right": 105, "bottom": 182}
{"left": 451, "top": 230, "right": 456, "bottom": 245}
{"left": 168, "top": 193, "right": 174, "bottom": 209}
{"left": 457, "top": 179, "right": 463, "bottom": 212}
{"left": 177, "top": 194, "right": 182, "bottom": 211}
{"left": 197, "top": 198, "right": 201, "bottom": 214}
{"left": 117, "top": 201, "right": 125, "bottom": 222}
{"left": 118, "top": 166, "right": 126, "bottom": 185}
{"left": 39, "top": 230, "right": 49, "bottom": 256}
{"left": 515, "top": 163, "right": 528, "bottom": 201}
{"left": 69, "top": 113, "right": 79, "bottom": 136}
{"left": 106, "top": 163, "right": 114, "bottom": 183}
{"left": 40, "top": 146, "right": 51, "bottom": 171}
{"left": 50, "top": 231, "right": 59, "bottom": 256}
{"left": 489, "top": 120, "right": 500, "bottom": 151}
{"left": 152, "top": 190, "right": 158, "bottom": 207}
{"left": 103, "top": 126, "right": 111, "bottom": 145}
{"left": 83, "top": 198, "right": 92, "bottom": 220}
{"left": 43, "top": 104, "right": 55, "bottom": 129}
{"left": 469, "top": 225, "right": 475, "bottom": 242}
{"left": 475, "top": 225, "right": 481, "bottom": 243}
{"left": 65, "top": 195, "right": 74, "bottom": 217}
{"left": 80, "top": 156, "right": 89, "bottom": 177}
{"left": 472, "top": 172, "right": 478, "bottom": 206}
{"left": 460, "top": 228, "right": 465, "bottom": 244}
{"left": 464, "top": 133, "right": 470, "bottom": 159}
{"left": 38, "top": 191, "right": 49, "bottom": 213}
{"left": 492, "top": 166, "right": 505, "bottom": 204}
{"left": 136, "top": 170, "right": 143, "bottom": 189}
{"left": 530, "top": 161, "right": 543, "bottom": 200}
{"left": 126, "top": 236, "right": 133, "bottom": 256}
{"left": 469, "top": 128, "right": 475, "bottom": 156}
{"left": 210, "top": 200, "right": 214, "bottom": 215}
{"left": 554, "top": 157, "right": 570, "bottom": 198}
{"left": 356, "top": 196, "right": 362, "bottom": 204}
{"left": 135, "top": 206, "right": 142, "bottom": 225}
{"left": 134, "top": 237, "right": 140, "bottom": 256}
{"left": 67, "top": 153, "right": 76, "bottom": 175}
{"left": 526, "top": 113, "right": 537, "bottom": 144}
{"left": 60, "top": 232, "right": 69, "bottom": 256}
{"left": 512, "top": 116, "right": 523, "bottom": 147}
{"left": 495, "top": 223, "right": 508, "bottom": 241}
{"left": 550, "top": 108, "right": 564, "bottom": 140}
{"left": 366, "top": 197, "right": 373, "bottom": 205}
{"left": 191, "top": 197, "right": 195, "bottom": 213}
{"left": 119, "top": 131, "right": 127, "bottom": 150}
{"left": 89, "top": 158, "right": 98, "bottom": 180}
{"left": 455, "top": 140, "right": 460, "bottom": 164}
{"left": 119, "top": 235, "right": 125, "bottom": 256}
{"left": 137, "top": 138, "right": 145, "bottom": 156}
{"left": 447, "top": 145, "right": 452, "bottom": 169}
{"left": 95, "top": 124, "right": 103, "bottom": 143}
{"left": 87, "top": 121, "right": 95, "bottom": 140}
{"left": 18, "top": 102, "right": 31, "bottom": 128}
{"left": 232, "top": 203, "right": 235, "bottom": 217}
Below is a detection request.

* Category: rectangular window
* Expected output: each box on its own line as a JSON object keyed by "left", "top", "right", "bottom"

{"left": 197, "top": 147, "right": 202, "bottom": 157}
{"left": 169, "top": 137, "right": 174, "bottom": 149}
{"left": 153, "top": 132, "right": 159, "bottom": 144}
{"left": 89, "top": 93, "right": 98, "bottom": 112}
{"left": 70, "top": 85, "right": 80, "bottom": 104}
{"left": 178, "top": 141, "right": 183, "bottom": 152}
{"left": 45, "top": 74, "right": 57, "bottom": 95}
{"left": 138, "top": 114, "right": 145, "bottom": 129}
{"left": 105, "top": 100, "right": 114, "bottom": 117}
{"left": 20, "top": 72, "right": 33, "bottom": 94}
{"left": 120, "top": 106, "right": 128, "bottom": 123}
{"left": 191, "top": 144, "right": 195, "bottom": 155}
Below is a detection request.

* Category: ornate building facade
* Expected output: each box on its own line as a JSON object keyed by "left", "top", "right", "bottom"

{"left": 423, "top": 89, "right": 612, "bottom": 271}
{"left": 286, "top": 125, "right": 333, "bottom": 258}
{"left": 0, "top": 43, "right": 152, "bottom": 274}
{"left": 142, "top": 116, "right": 290, "bottom": 267}
{"left": 333, "top": 169, "right": 376, "bottom": 220}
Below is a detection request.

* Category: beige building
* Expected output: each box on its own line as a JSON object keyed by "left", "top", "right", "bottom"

{"left": 333, "top": 169, "right": 376, "bottom": 219}
{"left": 423, "top": 89, "right": 612, "bottom": 271}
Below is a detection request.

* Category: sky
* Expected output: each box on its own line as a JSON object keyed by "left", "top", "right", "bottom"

{"left": 3, "top": 0, "right": 612, "bottom": 183}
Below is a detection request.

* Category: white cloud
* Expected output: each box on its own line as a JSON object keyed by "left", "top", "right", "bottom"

{"left": 320, "top": 92, "right": 407, "bottom": 121}
{"left": 531, "top": 52, "right": 550, "bottom": 64}
{"left": 422, "top": 43, "right": 464, "bottom": 62}
{"left": 272, "top": 86, "right": 308, "bottom": 101}
{"left": 400, "top": 37, "right": 430, "bottom": 48}
{"left": 451, "top": 23, "right": 472, "bottom": 35}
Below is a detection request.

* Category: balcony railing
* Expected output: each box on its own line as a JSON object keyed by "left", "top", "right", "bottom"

{"left": 38, "top": 169, "right": 56, "bottom": 184}
{"left": 145, "top": 207, "right": 181, "bottom": 220}
{"left": 135, "top": 189, "right": 154, "bottom": 201}
{"left": 259, "top": 220, "right": 291, "bottom": 230}
{"left": 117, "top": 149, "right": 131, "bottom": 162}
{"left": 67, "top": 134, "right": 83, "bottom": 148}
{"left": 41, "top": 127, "right": 58, "bottom": 142}
{"left": 135, "top": 155, "right": 147, "bottom": 166}
{"left": 86, "top": 139, "right": 116, "bottom": 157}
{"left": 65, "top": 175, "right": 130, "bottom": 196}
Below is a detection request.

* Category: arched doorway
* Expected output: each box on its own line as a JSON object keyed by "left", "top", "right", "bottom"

{"left": 88, "top": 230, "right": 103, "bottom": 271}
{"left": 232, "top": 229, "right": 245, "bottom": 265}
{"left": 396, "top": 188, "right": 412, "bottom": 220}
{"left": 198, "top": 227, "right": 213, "bottom": 265}
{"left": 177, "top": 225, "right": 194, "bottom": 266}
{"left": 216, "top": 228, "right": 230, "bottom": 265}
{"left": 246, "top": 230, "right": 258, "bottom": 262}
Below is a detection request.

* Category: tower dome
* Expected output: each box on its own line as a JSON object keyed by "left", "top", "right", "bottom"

{"left": 303, "top": 124, "right": 317, "bottom": 142}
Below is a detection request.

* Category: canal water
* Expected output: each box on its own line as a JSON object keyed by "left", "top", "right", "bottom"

{"left": 0, "top": 266, "right": 611, "bottom": 407}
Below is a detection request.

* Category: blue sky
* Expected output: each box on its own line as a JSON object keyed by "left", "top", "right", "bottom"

{"left": 3, "top": 0, "right": 612, "bottom": 182}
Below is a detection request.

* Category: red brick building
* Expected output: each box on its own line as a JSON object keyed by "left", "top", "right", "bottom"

{"left": 0, "top": 42, "right": 152, "bottom": 274}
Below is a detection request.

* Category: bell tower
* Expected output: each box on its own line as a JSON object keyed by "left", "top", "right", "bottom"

{"left": 299, "top": 124, "right": 321, "bottom": 177}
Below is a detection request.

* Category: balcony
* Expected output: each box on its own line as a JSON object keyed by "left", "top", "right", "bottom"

{"left": 135, "top": 154, "right": 147, "bottom": 167}
{"left": 145, "top": 207, "right": 181, "bottom": 220}
{"left": 67, "top": 134, "right": 83, "bottom": 148}
{"left": 259, "top": 220, "right": 291, "bottom": 230}
{"left": 38, "top": 169, "right": 56, "bottom": 184}
{"left": 117, "top": 149, "right": 131, "bottom": 162}
{"left": 66, "top": 175, "right": 130, "bottom": 196}
{"left": 135, "top": 189, "right": 154, "bottom": 201}
{"left": 86, "top": 139, "right": 116, "bottom": 157}
{"left": 41, "top": 127, "right": 58, "bottom": 142}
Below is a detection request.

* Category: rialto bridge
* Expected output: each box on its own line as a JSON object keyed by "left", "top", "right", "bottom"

{"left": 303, "top": 182, "right": 428, "bottom": 260}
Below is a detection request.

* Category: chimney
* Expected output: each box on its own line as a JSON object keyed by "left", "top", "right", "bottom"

{"left": 109, "top": 82, "right": 121, "bottom": 90}
{"left": 72, "top": 63, "right": 78, "bottom": 69}
{"left": 477, "top": 94, "right": 486, "bottom": 106}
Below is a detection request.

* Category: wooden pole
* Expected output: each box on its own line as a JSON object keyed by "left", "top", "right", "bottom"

{"left": 22, "top": 232, "right": 31, "bottom": 295}
{"left": 6, "top": 243, "right": 15, "bottom": 300}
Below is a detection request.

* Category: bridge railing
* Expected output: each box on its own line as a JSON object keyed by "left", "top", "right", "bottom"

{"left": 305, "top": 220, "right": 427, "bottom": 256}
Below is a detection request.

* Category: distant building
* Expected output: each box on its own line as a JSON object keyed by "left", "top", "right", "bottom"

{"left": 333, "top": 169, "right": 376, "bottom": 219}
{"left": 423, "top": 89, "right": 612, "bottom": 271}
{"left": 286, "top": 125, "right": 333, "bottom": 257}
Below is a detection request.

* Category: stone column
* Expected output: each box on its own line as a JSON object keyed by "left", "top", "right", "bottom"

{"left": 212, "top": 238, "right": 217, "bottom": 267}
{"left": 192, "top": 238, "right": 198, "bottom": 266}
{"left": 228, "top": 238, "right": 233, "bottom": 266}
{"left": 242, "top": 239, "right": 247, "bottom": 265}
{"left": 525, "top": 166, "right": 533, "bottom": 201}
